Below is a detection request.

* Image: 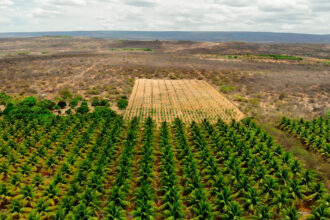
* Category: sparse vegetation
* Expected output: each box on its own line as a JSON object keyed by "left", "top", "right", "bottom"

{"left": 58, "top": 89, "right": 72, "bottom": 100}
{"left": 257, "top": 54, "right": 303, "bottom": 61}
{"left": 220, "top": 85, "right": 236, "bottom": 93}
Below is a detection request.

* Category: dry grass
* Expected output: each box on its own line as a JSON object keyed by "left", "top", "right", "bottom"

{"left": 124, "top": 79, "right": 244, "bottom": 123}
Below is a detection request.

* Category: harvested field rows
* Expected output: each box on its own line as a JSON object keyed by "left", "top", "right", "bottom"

{"left": 124, "top": 79, "right": 244, "bottom": 123}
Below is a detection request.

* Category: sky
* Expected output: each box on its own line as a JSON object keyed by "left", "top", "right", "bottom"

{"left": 0, "top": 0, "right": 329, "bottom": 34}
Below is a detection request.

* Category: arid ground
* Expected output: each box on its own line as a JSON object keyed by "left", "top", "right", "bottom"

{"left": 0, "top": 36, "right": 329, "bottom": 187}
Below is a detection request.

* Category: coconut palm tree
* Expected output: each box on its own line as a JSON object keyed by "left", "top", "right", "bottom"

{"left": 243, "top": 187, "right": 262, "bottom": 215}
{"left": 307, "top": 203, "right": 330, "bottom": 219}
{"left": 272, "top": 190, "right": 291, "bottom": 213}
{"left": 283, "top": 206, "right": 300, "bottom": 220}
{"left": 10, "top": 199, "right": 23, "bottom": 218}
{"left": 221, "top": 202, "right": 243, "bottom": 220}
{"left": 216, "top": 186, "right": 234, "bottom": 212}
{"left": 21, "top": 184, "right": 34, "bottom": 206}
{"left": 106, "top": 204, "right": 126, "bottom": 220}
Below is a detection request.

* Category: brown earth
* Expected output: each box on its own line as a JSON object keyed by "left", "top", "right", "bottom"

{"left": 0, "top": 37, "right": 329, "bottom": 121}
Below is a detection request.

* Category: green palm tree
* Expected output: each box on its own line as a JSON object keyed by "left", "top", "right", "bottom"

{"left": 253, "top": 205, "right": 272, "bottom": 219}
{"left": 283, "top": 206, "right": 300, "bottom": 220}
{"left": 222, "top": 202, "right": 243, "bottom": 220}
{"left": 272, "top": 191, "right": 291, "bottom": 213}
{"left": 71, "top": 203, "right": 93, "bottom": 220}
{"left": 288, "top": 179, "right": 304, "bottom": 202}
{"left": 192, "top": 199, "right": 213, "bottom": 220}
{"left": 52, "top": 207, "right": 67, "bottom": 220}
{"left": 0, "top": 162, "right": 9, "bottom": 179}
{"left": 108, "top": 186, "right": 129, "bottom": 209}
{"left": 10, "top": 199, "right": 23, "bottom": 218}
{"left": 43, "top": 182, "right": 59, "bottom": 205}
{"left": 32, "top": 174, "right": 43, "bottom": 188}
{"left": 79, "top": 187, "right": 101, "bottom": 214}
{"left": 0, "top": 183, "right": 12, "bottom": 206}
{"left": 307, "top": 203, "right": 330, "bottom": 219}
{"left": 106, "top": 204, "right": 126, "bottom": 220}
{"left": 35, "top": 198, "right": 51, "bottom": 215}
{"left": 21, "top": 185, "right": 34, "bottom": 206}
{"left": 28, "top": 211, "right": 41, "bottom": 220}
{"left": 243, "top": 187, "right": 262, "bottom": 215}
{"left": 216, "top": 187, "right": 233, "bottom": 212}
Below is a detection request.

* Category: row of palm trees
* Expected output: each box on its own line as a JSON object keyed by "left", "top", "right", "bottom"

{"left": 132, "top": 117, "right": 156, "bottom": 219}
{"left": 173, "top": 118, "right": 213, "bottom": 219}
{"left": 106, "top": 117, "right": 139, "bottom": 219}
{"left": 279, "top": 116, "right": 329, "bottom": 159}
{"left": 190, "top": 121, "right": 245, "bottom": 219}
{"left": 158, "top": 121, "right": 184, "bottom": 219}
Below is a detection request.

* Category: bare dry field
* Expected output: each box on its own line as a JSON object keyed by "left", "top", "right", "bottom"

{"left": 124, "top": 79, "right": 244, "bottom": 123}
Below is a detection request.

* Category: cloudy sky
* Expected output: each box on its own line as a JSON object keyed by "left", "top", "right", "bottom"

{"left": 0, "top": 0, "right": 329, "bottom": 34}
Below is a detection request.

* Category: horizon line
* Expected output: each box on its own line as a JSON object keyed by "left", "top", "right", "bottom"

{"left": 0, "top": 30, "right": 329, "bottom": 36}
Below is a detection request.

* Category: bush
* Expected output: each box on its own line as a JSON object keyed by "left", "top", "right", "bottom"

{"left": 38, "top": 100, "right": 56, "bottom": 110}
{"left": 3, "top": 103, "right": 14, "bottom": 115}
{"left": 117, "top": 99, "right": 128, "bottom": 110}
{"left": 58, "top": 89, "right": 72, "bottom": 100}
{"left": 22, "top": 96, "right": 37, "bottom": 107}
{"left": 77, "top": 101, "right": 89, "bottom": 114}
{"left": 0, "top": 92, "right": 10, "bottom": 105}
{"left": 220, "top": 85, "right": 236, "bottom": 94}
{"left": 91, "top": 98, "right": 109, "bottom": 107}
{"left": 69, "top": 99, "right": 79, "bottom": 108}
{"left": 65, "top": 109, "right": 72, "bottom": 115}
{"left": 57, "top": 101, "right": 67, "bottom": 109}
{"left": 91, "top": 99, "right": 99, "bottom": 107}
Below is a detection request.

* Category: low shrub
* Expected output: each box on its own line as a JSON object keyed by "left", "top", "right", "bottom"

{"left": 117, "top": 99, "right": 128, "bottom": 110}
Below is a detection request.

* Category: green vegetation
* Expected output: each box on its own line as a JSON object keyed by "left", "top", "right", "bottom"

{"left": 220, "top": 85, "right": 236, "bottom": 93}
{"left": 117, "top": 98, "right": 128, "bottom": 110}
{"left": 17, "top": 51, "right": 30, "bottom": 56}
{"left": 0, "top": 95, "right": 329, "bottom": 219}
{"left": 91, "top": 98, "right": 109, "bottom": 107}
{"left": 57, "top": 101, "right": 67, "bottom": 109}
{"left": 58, "top": 89, "right": 72, "bottom": 100}
{"left": 69, "top": 98, "right": 79, "bottom": 109}
{"left": 279, "top": 116, "right": 329, "bottom": 159}
{"left": 76, "top": 101, "right": 89, "bottom": 114}
{"left": 257, "top": 54, "right": 303, "bottom": 61}
{"left": 0, "top": 92, "right": 10, "bottom": 105}
{"left": 110, "top": 48, "right": 152, "bottom": 52}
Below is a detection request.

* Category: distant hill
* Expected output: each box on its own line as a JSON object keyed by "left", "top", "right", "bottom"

{"left": 0, "top": 31, "right": 330, "bottom": 43}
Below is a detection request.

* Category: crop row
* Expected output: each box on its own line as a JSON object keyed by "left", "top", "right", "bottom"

{"left": 279, "top": 116, "right": 329, "bottom": 159}
{"left": 0, "top": 113, "right": 329, "bottom": 219}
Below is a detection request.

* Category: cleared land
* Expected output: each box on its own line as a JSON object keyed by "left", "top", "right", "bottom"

{"left": 124, "top": 79, "right": 244, "bottom": 123}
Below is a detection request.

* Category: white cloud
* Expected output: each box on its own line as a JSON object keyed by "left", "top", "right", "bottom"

{"left": 0, "top": 0, "right": 329, "bottom": 34}
{"left": 0, "top": 0, "right": 13, "bottom": 6}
